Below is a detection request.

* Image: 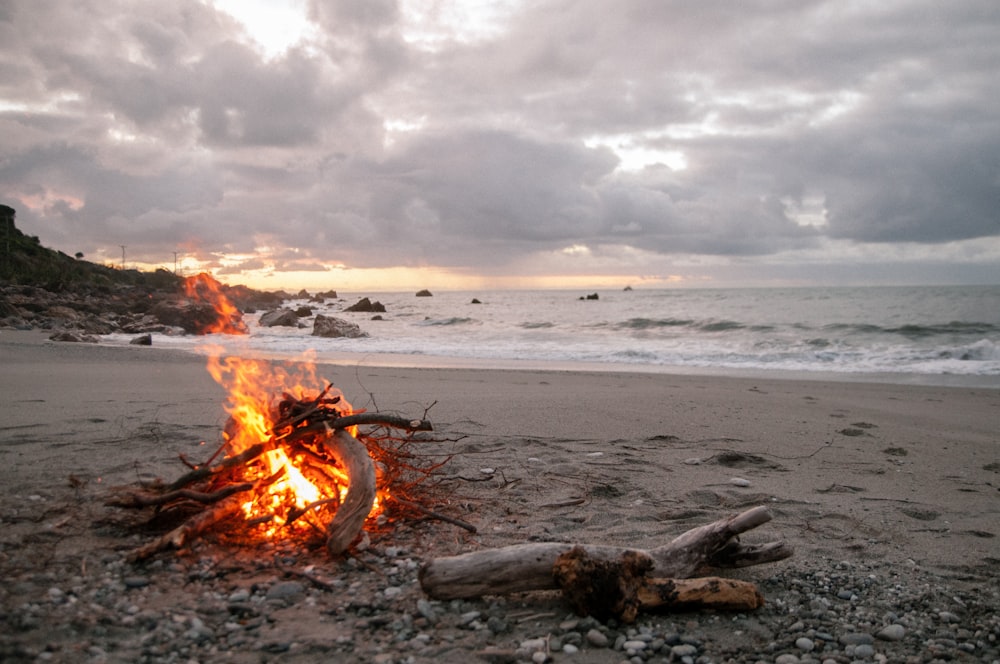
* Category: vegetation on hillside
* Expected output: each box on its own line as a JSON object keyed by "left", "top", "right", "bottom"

{"left": 0, "top": 204, "right": 183, "bottom": 293}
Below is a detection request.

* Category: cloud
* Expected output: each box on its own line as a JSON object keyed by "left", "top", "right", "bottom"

{"left": 1, "top": 0, "right": 998, "bottom": 287}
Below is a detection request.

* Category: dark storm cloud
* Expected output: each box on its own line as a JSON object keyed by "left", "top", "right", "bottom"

{"left": 1, "top": 0, "right": 998, "bottom": 283}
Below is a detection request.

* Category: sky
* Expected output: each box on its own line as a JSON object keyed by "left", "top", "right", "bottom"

{"left": 1, "top": 0, "right": 998, "bottom": 292}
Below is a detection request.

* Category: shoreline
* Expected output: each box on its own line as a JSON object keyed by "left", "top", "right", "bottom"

{"left": 85, "top": 328, "right": 1000, "bottom": 389}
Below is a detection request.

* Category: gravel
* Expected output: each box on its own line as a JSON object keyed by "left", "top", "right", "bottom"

{"left": 2, "top": 492, "right": 998, "bottom": 663}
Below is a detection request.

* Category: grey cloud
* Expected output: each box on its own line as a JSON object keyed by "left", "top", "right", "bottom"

{"left": 1, "top": 0, "right": 998, "bottom": 284}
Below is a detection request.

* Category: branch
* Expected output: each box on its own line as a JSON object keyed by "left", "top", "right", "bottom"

{"left": 419, "top": 506, "right": 792, "bottom": 600}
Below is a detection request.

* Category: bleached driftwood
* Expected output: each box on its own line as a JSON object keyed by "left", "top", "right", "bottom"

{"left": 419, "top": 506, "right": 790, "bottom": 601}
{"left": 320, "top": 426, "right": 377, "bottom": 555}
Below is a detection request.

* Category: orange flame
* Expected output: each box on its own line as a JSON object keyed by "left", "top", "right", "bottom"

{"left": 205, "top": 352, "right": 384, "bottom": 538}
{"left": 207, "top": 353, "right": 346, "bottom": 533}
{"left": 184, "top": 273, "right": 248, "bottom": 335}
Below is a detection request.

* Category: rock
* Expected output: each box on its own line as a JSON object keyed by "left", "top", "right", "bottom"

{"left": 150, "top": 300, "right": 248, "bottom": 335}
{"left": 579, "top": 292, "right": 599, "bottom": 300}
{"left": 774, "top": 655, "right": 801, "bottom": 664}
{"left": 415, "top": 289, "right": 433, "bottom": 297}
{"left": 345, "top": 297, "right": 386, "bottom": 313}
{"left": 877, "top": 624, "right": 906, "bottom": 641}
{"left": 294, "top": 305, "right": 313, "bottom": 317}
{"left": 259, "top": 308, "right": 299, "bottom": 327}
{"left": 853, "top": 644, "right": 875, "bottom": 658}
{"left": 471, "top": 298, "right": 482, "bottom": 304}
{"left": 586, "top": 628, "right": 609, "bottom": 647}
{"left": 312, "top": 315, "right": 367, "bottom": 338}
{"left": 795, "top": 636, "right": 815, "bottom": 651}
{"left": 129, "top": 333, "right": 152, "bottom": 346}
{"left": 265, "top": 581, "right": 305, "bottom": 602}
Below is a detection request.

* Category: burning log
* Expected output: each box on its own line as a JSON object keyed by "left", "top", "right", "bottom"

{"left": 419, "top": 506, "right": 790, "bottom": 621}
{"left": 320, "top": 426, "right": 377, "bottom": 556}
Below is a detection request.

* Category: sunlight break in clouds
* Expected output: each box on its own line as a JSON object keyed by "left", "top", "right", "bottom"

{"left": 210, "top": 0, "right": 317, "bottom": 57}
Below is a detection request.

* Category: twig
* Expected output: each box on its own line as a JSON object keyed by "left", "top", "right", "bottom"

{"left": 107, "top": 483, "right": 255, "bottom": 508}
{"left": 389, "top": 495, "right": 477, "bottom": 534}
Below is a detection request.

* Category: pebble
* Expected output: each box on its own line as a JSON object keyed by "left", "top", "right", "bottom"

{"left": 671, "top": 643, "right": 698, "bottom": 657}
{"left": 586, "top": 628, "right": 609, "bottom": 647}
{"left": 853, "top": 643, "right": 875, "bottom": 658}
{"left": 729, "top": 477, "right": 751, "bottom": 487}
{"left": 520, "top": 637, "right": 547, "bottom": 652}
{"left": 265, "top": 581, "right": 304, "bottom": 601}
{"left": 795, "top": 636, "right": 815, "bottom": 652}
{"left": 876, "top": 624, "right": 905, "bottom": 641}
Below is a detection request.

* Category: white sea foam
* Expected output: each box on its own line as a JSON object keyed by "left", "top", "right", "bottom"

{"left": 103, "top": 285, "right": 1000, "bottom": 386}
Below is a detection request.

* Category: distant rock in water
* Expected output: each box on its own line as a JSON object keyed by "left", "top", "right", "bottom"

{"left": 471, "top": 298, "right": 482, "bottom": 304}
{"left": 312, "top": 290, "right": 338, "bottom": 302}
{"left": 415, "top": 289, "right": 433, "bottom": 297}
{"left": 345, "top": 297, "right": 386, "bottom": 313}
{"left": 623, "top": 285, "right": 633, "bottom": 291}
{"left": 312, "top": 314, "right": 367, "bottom": 338}
{"left": 579, "top": 293, "right": 599, "bottom": 300}
{"left": 259, "top": 308, "right": 300, "bottom": 327}
{"left": 130, "top": 333, "right": 153, "bottom": 346}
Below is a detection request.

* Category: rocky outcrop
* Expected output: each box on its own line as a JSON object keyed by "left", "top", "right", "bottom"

{"left": 415, "top": 289, "right": 433, "bottom": 297}
{"left": 312, "top": 314, "right": 367, "bottom": 338}
{"left": 259, "top": 308, "right": 300, "bottom": 328}
{"left": 345, "top": 297, "right": 386, "bottom": 313}
{"left": 148, "top": 300, "right": 248, "bottom": 335}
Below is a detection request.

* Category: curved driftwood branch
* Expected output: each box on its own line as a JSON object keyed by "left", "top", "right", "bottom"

{"left": 419, "top": 506, "right": 792, "bottom": 600}
{"left": 320, "top": 426, "right": 377, "bottom": 555}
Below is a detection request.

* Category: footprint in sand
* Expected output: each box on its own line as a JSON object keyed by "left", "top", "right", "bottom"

{"left": 899, "top": 506, "right": 940, "bottom": 521}
{"left": 709, "top": 451, "right": 786, "bottom": 472}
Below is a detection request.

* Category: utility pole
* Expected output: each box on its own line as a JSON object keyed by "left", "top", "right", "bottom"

{"left": 120, "top": 245, "right": 126, "bottom": 270}
{"left": 173, "top": 251, "right": 179, "bottom": 274}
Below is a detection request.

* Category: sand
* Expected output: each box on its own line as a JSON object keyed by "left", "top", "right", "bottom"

{"left": 1, "top": 328, "right": 998, "bottom": 661}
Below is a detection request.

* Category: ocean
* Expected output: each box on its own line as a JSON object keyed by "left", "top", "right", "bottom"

{"left": 108, "top": 285, "right": 1000, "bottom": 387}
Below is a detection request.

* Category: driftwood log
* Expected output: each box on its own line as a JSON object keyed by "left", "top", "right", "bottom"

{"left": 420, "top": 506, "right": 790, "bottom": 620}
{"left": 320, "top": 426, "right": 377, "bottom": 556}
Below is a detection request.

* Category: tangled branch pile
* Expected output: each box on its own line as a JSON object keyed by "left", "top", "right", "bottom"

{"left": 107, "top": 386, "right": 458, "bottom": 561}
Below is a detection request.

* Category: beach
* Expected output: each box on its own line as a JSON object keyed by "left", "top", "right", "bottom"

{"left": 1, "top": 328, "right": 998, "bottom": 662}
